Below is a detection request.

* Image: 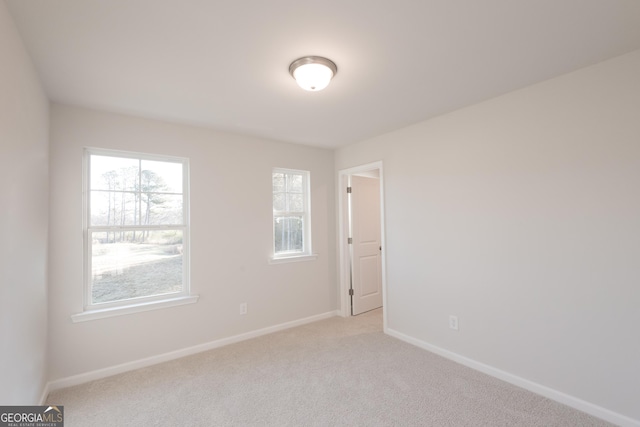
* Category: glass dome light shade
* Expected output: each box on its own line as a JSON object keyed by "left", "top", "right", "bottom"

{"left": 289, "top": 56, "right": 337, "bottom": 92}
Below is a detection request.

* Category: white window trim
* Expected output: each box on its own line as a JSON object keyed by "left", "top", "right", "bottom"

{"left": 71, "top": 295, "right": 199, "bottom": 323}
{"left": 268, "top": 254, "right": 318, "bottom": 265}
{"left": 77, "top": 147, "right": 196, "bottom": 321}
{"left": 271, "top": 168, "right": 314, "bottom": 261}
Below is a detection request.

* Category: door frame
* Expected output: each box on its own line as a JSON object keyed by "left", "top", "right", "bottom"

{"left": 337, "top": 161, "right": 387, "bottom": 330}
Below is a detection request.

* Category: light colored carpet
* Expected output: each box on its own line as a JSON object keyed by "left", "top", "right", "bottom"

{"left": 47, "top": 309, "right": 612, "bottom": 426}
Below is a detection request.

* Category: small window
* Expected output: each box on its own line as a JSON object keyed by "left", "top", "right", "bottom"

{"left": 272, "top": 168, "right": 311, "bottom": 258}
{"left": 83, "top": 148, "right": 190, "bottom": 311}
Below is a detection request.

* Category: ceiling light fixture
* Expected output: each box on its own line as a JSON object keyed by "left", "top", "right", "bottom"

{"left": 289, "top": 56, "right": 337, "bottom": 92}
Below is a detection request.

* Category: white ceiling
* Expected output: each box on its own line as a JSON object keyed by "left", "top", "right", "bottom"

{"left": 6, "top": 0, "right": 640, "bottom": 148}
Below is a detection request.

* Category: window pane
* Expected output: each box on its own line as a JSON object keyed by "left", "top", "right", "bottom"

{"left": 272, "top": 173, "right": 285, "bottom": 192}
{"left": 91, "top": 155, "right": 139, "bottom": 191}
{"left": 141, "top": 160, "right": 183, "bottom": 194}
{"left": 141, "top": 194, "right": 183, "bottom": 225}
{"left": 91, "top": 191, "right": 139, "bottom": 226}
{"left": 89, "top": 190, "right": 113, "bottom": 226}
{"left": 91, "top": 230, "right": 183, "bottom": 304}
{"left": 273, "top": 193, "right": 285, "bottom": 212}
{"left": 274, "top": 216, "right": 303, "bottom": 253}
{"left": 287, "top": 174, "right": 303, "bottom": 192}
{"left": 287, "top": 193, "right": 303, "bottom": 212}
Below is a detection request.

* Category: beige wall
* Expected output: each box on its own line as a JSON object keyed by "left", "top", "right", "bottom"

{"left": 0, "top": 1, "right": 50, "bottom": 404}
{"left": 336, "top": 50, "right": 640, "bottom": 421}
{"left": 48, "top": 104, "right": 336, "bottom": 380}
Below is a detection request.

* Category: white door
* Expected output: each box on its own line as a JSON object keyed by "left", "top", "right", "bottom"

{"left": 350, "top": 175, "right": 383, "bottom": 315}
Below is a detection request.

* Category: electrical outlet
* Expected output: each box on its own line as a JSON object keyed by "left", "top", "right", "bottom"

{"left": 239, "top": 303, "right": 247, "bottom": 315}
{"left": 449, "top": 315, "right": 459, "bottom": 331}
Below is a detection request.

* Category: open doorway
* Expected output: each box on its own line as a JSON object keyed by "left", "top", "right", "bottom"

{"left": 338, "top": 162, "right": 387, "bottom": 330}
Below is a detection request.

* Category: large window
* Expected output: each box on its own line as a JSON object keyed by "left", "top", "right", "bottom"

{"left": 272, "top": 168, "right": 311, "bottom": 258}
{"left": 84, "top": 148, "right": 190, "bottom": 311}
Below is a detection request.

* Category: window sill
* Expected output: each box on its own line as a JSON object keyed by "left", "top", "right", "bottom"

{"left": 269, "top": 254, "right": 318, "bottom": 265}
{"left": 71, "top": 295, "right": 199, "bottom": 323}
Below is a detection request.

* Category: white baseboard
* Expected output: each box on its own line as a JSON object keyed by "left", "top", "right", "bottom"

{"left": 386, "top": 328, "right": 639, "bottom": 427}
{"left": 47, "top": 310, "right": 339, "bottom": 393}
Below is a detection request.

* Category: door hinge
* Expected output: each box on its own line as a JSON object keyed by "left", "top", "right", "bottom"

{"left": 347, "top": 237, "right": 353, "bottom": 244}
{"left": 349, "top": 288, "right": 354, "bottom": 296}
{"left": 346, "top": 186, "right": 352, "bottom": 193}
